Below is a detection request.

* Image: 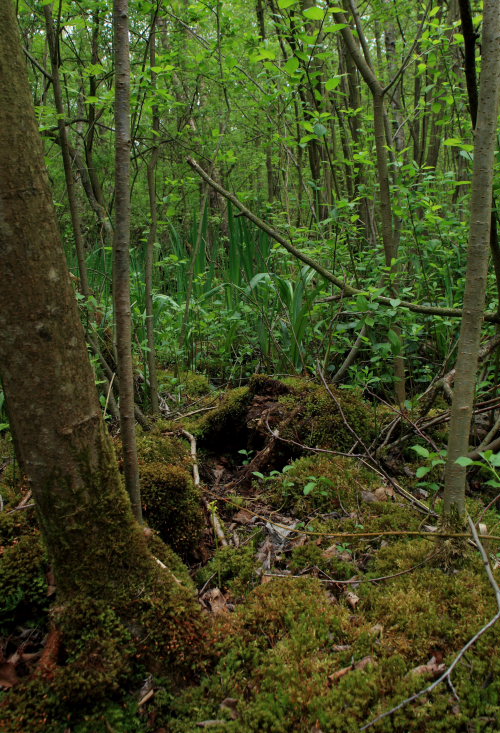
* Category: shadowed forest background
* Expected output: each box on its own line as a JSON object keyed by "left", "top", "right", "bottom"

{"left": 1, "top": 0, "right": 500, "bottom": 731}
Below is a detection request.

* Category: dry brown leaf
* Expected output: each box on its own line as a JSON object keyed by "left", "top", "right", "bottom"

{"left": 354, "top": 655, "right": 374, "bottom": 671}
{"left": 328, "top": 665, "right": 351, "bottom": 683}
{"left": 322, "top": 544, "right": 339, "bottom": 559}
{"left": 46, "top": 568, "right": 56, "bottom": 596}
{"left": 310, "top": 721, "right": 324, "bottom": 732}
{"left": 220, "top": 697, "right": 239, "bottom": 720}
{"left": 374, "top": 486, "right": 395, "bottom": 501}
{"left": 361, "top": 490, "right": 377, "bottom": 503}
{"left": 344, "top": 590, "right": 360, "bottom": 609}
{"left": 200, "top": 588, "right": 229, "bottom": 614}
{"left": 232, "top": 509, "right": 254, "bottom": 525}
{"left": 408, "top": 657, "right": 446, "bottom": 678}
{"left": 0, "top": 662, "right": 20, "bottom": 688}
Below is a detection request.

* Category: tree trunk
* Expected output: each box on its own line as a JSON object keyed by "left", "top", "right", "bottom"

{"left": 0, "top": 0, "right": 151, "bottom": 600}
{"left": 113, "top": 0, "right": 142, "bottom": 520}
{"left": 443, "top": 0, "right": 500, "bottom": 517}
{"left": 145, "top": 15, "right": 160, "bottom": 414}
{"left": 43, "top": 2, "right": 90, "bottom": 298}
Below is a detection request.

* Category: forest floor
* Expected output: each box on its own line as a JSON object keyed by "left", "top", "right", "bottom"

{"left": 1, "top": 374, "right": 500, "bottom": 732}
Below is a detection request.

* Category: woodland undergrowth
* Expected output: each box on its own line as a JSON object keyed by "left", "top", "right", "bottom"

{"left": 1, "top": 376, "right": 500, "bottom": 732}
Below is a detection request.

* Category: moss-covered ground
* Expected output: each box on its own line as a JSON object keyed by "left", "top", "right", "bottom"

{"left": 2, "top": 378, "right": 500, "bottom": 731}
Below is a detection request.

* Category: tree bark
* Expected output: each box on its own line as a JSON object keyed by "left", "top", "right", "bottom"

{"left": 0, "top": 0, "right": 151, "bottom": 600}
{"left": 443, "top": 0, "right": 500, "bottom": 516}
{"left": 113, "top": 0, "right": 142, "bottom": 520}
{"left": 145, "top": 15, "right": 160, "bottom": 414}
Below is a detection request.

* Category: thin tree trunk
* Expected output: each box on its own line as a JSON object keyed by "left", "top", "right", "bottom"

{"left": 443, "top": 0, "right": 500, "bottom": 517}
{"left": 0, "top": 0, "right": 151, "bottom": 599}
{"left": 145, "top": 17, "right": 160, "bottom": 414}
{"left": 113, "top": 0, "right": 142, "bottom": 521}
{"left": 43, "top": 3, "right": 90, "bottom": 298}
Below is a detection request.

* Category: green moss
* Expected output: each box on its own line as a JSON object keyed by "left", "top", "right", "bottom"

{"left": 0, "top": 508, "right": 36, "bottom": 546}
{"left": 0, "top": 597, "right": 137, "bottom": 733}
{"left": 288, "top": 541, "right": 357, "bottom": 579}
{"left": 196, "top": 544, "right": 259, "bottom": 598}
{"left": 157, "top": 370, "right": 212, "bottom": 399}
{"left": 136, "top": 429, "right": 190, "bottom": 466}
{"left": 278, "top": 378, "right": 379, "bottom": 452}
{"left": 260, "top": 453, "right": 379, "bottom": 515}
{"left": 0, "top": 532, "right": 49, "bottom": 632}
{"left": 194, "top": 386, "right": 251, "bottom": 447}
{"left": 140, "top": 461, "right": 204, "bottom": 559}
{"left": 362, "top": 543, "right": 497, "bottom": 659}
{"left": 146, "top": 531, "right": 195, "bottom": 590}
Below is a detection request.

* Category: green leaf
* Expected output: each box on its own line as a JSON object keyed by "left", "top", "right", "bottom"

{"left": 303, "top": 481, "right": 317, "bottom": 495}
{"left": 484, "top": 452, "right": 500, "bottom": 467}
{"left": 284, "top": 56, "right": 300, "bottom": 74}
{"left": 416, "top": 466, "right": 431, "bottom": 478}
{"left": 324, "top": 23, "right": 348, "bottom": 33}
{"left": 313, "top": 122, "right": 328, "bottom": 137}
{"left": 325, "top": 77, "right": 342, "bottom": 91}
{"left": 387, "top": 328, "right": 401, "bottom": 355}
{"left": 411, "top": 445, "right": 430, "bottom": 458}
{"left": 455, "top": 456, "right": 474, "bottom": 467}
{"left": 389, "top": 298, "right": 401, "bottom": 307}
{"left": 278, "top": 0, "right": 299, "bottom": 7}
{"left": 303, "top": 6, "right": 324, "bottom": 20}
{"left": 252, "top": 471, "right": 265, "bottom": 479}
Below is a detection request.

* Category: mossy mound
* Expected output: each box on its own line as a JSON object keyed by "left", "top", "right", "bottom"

{"left": 278, "top": 378, "right": 378, "bottom": 452}
{"left": 190, "top": 376, "right": 382, "bottom": 468}
{"left": 146, "top": 531, "right": 195, "bottom": 590}
{"left": 134, "top": 428, "right": 205, "bottom": 559}
{"left": 162, "top": 554, "right": 500, "bottom": 733}
{"left": 193, "top": 386, "right": 252, "bottom": 451}
{"left": 140, "top": 461, "right": 204, "bottom": 559}
{"left": 136, "top": 428, "right": 191, "bottom": 467}
{"left": 0, "top": 561, "right": 212, "bottom": 733}
{"left": 0, "top": 532, "right": 49, "bottom": 633}
{"left": 259, "top": 453, "right": 381, "bottom": 515}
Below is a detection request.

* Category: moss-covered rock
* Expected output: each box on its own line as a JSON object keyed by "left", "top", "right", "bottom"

{"left": 136, "top": 429, "right": 191, "bottom": 466}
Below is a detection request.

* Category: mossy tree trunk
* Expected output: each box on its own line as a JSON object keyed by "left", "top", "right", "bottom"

{"left": 443, "top": 0, "right": 500, "bottom": 517}
{"left": 0, "top": 0, "right": 153, "bottom": 602}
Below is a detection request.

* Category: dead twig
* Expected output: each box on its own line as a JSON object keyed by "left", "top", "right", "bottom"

{"left": 181, "top": 429, "right": 227, "bottom": 547}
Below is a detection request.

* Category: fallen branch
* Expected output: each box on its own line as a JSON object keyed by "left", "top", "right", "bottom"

{"left": 181, "top": 429, "right": 227, "bottom": 547}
